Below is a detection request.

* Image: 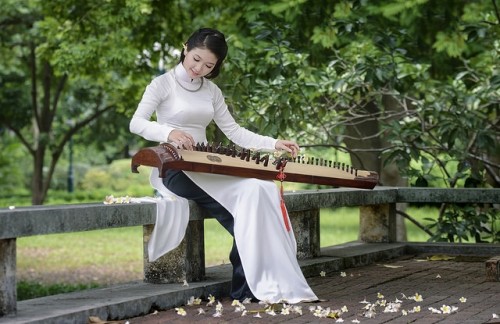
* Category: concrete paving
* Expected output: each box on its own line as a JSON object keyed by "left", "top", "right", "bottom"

{"left": 1, "top": 242, "right": 499, "bottom": 324}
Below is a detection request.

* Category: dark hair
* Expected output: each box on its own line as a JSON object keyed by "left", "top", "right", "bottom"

{"left": 179, "top": 28, "right": 228, "bottom": 79}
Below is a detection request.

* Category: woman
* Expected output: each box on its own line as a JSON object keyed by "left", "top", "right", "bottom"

{"left": 130, "top": 28, "right": 318, "bottom": 304}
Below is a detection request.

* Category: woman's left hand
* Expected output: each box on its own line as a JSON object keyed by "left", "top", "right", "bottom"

{"left": 275, "top": 140, "right": 300, "bottom": 158}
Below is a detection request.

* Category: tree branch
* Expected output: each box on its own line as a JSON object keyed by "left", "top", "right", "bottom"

{"left": 3, "top": 124, "right": 35, "bottom": 156}
{"left": 396, "top": 209, "right": 434, "bottom": 237}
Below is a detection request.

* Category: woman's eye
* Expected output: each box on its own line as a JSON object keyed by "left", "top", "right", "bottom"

{"left": 194, "top": 58, "right": 200, "bottom": 62}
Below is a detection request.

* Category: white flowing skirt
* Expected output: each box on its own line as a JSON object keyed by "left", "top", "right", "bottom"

{"left": 147, "top": 168, "right": 317, "bottom": 304}
{"left": 185, "top": 172, "right": 318, "bottom": 304}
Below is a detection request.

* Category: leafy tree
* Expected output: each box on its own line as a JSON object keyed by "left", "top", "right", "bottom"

{"left": 204, "top": 0, "right": 500, "bottom": 241}
{"left": 0, "top": 0, "right": 161, "bottom": 204}
{"left": 212, "top": 0, "right": 499, "bottom": 189}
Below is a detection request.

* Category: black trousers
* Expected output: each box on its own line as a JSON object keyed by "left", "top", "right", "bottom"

{"left": 162, "top": 169, "right": 255, "bottom": 301}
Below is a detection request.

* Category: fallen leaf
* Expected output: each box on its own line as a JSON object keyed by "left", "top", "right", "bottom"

{"left": 87, "top": 317, "right": 122, "bottom": 324}
{"left": 427, "top": 255, "right": 456, "bottom": 261}
{"left": 378, "top": 264, "right": 404, "bottom": 268}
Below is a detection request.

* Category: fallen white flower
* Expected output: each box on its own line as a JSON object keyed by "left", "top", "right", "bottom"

{"left": 363, "top": 309, "right": 376, "bottom": 318}
{"left": 175, "top": 307, "right": 186, "bottom": 316}
{"left": 215, "top": 301, "right": 223, "bottom": 313}
{"left": 104, "top": 195, "right": 115, "bottom": 204}
{"left": 409, "top": 293, "right": 423, "bottom": 302}
{"left": 206, "top": 294, "right": 216, "bottom": 306}
{"left": 429, "top": 307, "right": 441, "bottom": 314}
{"left": 440, "top": 305, "right": 452, "bottom": 314}
{"left": 363, "top": 303, "right": 373, "bottom": 310}
{"left": 383, "top": 302, "right": 401, "bottom": 313}
{"left": 186, "top": 296, "right": 201, "bottom": 306}
{"left": 266, "top": 309, "right": 277, "bottom": 316}
{"left": 292, "top": 305, "right": 303, "bottom": 315}
{"left": 242, "top": 297, "right": 253, "bottom": 304}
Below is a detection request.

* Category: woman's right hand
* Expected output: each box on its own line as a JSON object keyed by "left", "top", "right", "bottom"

{"left": 168, "top": 130, "right": 195, "bottom": 150}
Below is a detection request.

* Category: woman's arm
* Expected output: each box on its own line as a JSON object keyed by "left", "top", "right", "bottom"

{"left": 130, "top": 75, "right": 175, "bottom": 143}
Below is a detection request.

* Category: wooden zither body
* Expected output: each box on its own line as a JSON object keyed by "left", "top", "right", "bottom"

{"left": 131, "top": 143, "right": 379, "bottom": 189}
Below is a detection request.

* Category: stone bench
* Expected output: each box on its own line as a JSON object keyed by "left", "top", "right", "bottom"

{"left": 1, "top": 186, "right": 499, "bottom": 316}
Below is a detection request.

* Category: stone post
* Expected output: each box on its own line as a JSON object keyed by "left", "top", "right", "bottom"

{"left": 0, "top": 238, "right": 16, "bottom": 316}
{"left": 359, "top": 203, "right": 397, "bottom": 242}
{"left": 289, "top": 209, "right": 320, "bottom": 259}
{"left": 486, "top": 256, "right": 500, "bottom": 282}
{"left": 143, "top": 220, "right": 205, "bottom": 284}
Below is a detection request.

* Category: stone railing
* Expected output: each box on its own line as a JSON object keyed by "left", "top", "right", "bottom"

{"left": 1, "top": 187, "right": 499, "bottom": 316}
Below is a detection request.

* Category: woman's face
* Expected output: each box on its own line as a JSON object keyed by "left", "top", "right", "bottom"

{"left": 182, "top": 47, "right": 217, "bottom": 79}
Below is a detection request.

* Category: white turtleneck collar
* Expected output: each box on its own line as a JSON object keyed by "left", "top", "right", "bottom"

{"left": 174, "top": 63, "right": 203, "bottom": 86}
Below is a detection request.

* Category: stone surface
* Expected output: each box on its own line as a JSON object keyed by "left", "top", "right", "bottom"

{"left": 359, "top": 204, "right": 397, "bottom": 243}
{"left": 127, "top": 250, "right": 500, "bottom": 324}
{"left": 485, "top": 256, "right": 500, "bottom": 282}
{"left": 0, "top": 239, "right": 16, "bottom": 316}
{"left": 3, "top": 243, "right": 500, "bottom": 324}
{"left": 143, "top": 221, "right": 205, "bottom": 284}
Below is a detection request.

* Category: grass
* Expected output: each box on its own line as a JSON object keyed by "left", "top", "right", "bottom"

{"left": 16, "top": 205, "right": 438, "bottom": 300}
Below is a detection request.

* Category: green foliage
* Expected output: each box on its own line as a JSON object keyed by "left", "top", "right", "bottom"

{"left": 79, "top": 159, "right": 153, "bottom": 196}
{"left": 425, "top": 205, "right": 500, "bottom": 243}
{"left": 0, "top": 136, "right": 30, "bottom": 195}
{"left": 0, "top": 0, "right": 162, "bottom": 204}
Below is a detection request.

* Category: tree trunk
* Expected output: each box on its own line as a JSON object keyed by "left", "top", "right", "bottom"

{"left": 31, "top": 144, "right": 46, "bottom": 205}
{"left": 343, "top": 96, "right": 408, "bottom": 241}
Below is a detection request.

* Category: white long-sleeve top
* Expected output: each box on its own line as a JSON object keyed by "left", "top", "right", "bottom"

{"left": 130, "top": 64, "right": 277, "bottom": 150}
